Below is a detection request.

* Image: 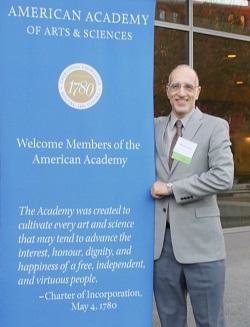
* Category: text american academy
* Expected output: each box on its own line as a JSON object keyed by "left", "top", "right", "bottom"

{"left": 32, "top": 154, "right": 128, "bottom": 168}
{"left": 8, "top": 6, "right": 149, "bottom": 26}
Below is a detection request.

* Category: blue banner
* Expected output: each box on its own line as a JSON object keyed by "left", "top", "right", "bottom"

{"left": 0, "top": 1, "right": 155, "bottom": 326}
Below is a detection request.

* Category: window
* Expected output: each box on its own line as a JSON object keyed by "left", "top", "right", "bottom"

{"left": 156, "top": 0, "right": 188, "bottom": 25}
{"left": 194, "top": 33, "right": 250, "bottom": 227}
{"left": 193, "top": 0, "right": 250, "bottom": 36}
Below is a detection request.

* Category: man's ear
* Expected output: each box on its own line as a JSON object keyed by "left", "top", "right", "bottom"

{"left": 195, "top": 86, "right": 201, "bottom": 100}
{"left": 166, "top": 85, "right": 170, "bottom": 99}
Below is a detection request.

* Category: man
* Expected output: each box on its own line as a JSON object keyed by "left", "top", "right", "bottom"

{"left": 151, "top": 65, "right": 234, "bottom": 327}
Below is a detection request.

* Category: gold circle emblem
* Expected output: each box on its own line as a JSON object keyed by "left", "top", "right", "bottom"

{"left": 58, "top": 63, "right": 103, "bottom": 110}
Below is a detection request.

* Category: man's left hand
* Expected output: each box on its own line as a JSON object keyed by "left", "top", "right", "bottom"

{"left": 151, "top": 181, "right": 172, "bottom": 199}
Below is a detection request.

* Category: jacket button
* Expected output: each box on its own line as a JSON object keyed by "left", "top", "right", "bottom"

{"left": 163, "top": 208, "right": 166, "bottom": 212}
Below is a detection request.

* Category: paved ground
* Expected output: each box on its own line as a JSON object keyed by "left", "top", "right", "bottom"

{"left": 153, "top": 226, "right": 250, "bottom": 327}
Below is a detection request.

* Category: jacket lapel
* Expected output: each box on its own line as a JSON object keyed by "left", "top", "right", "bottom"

{"left": 170, "top": 108, "right": 203, "bottom": 174}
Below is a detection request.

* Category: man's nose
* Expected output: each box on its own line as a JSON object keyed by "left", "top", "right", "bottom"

{"left": 178, "top": 86, "right": 186, "bottom": 95}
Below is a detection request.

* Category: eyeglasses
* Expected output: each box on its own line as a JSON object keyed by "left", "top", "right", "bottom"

{"left": 167, "top": 83, "right": 199, "bottom": 93}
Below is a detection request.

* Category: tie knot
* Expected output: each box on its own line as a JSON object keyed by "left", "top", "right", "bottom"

{"left": 175, "top": 120, "right": 182, "bottom": 128}
{"left": 175, "top": 120, "right": 182, "bottom": 137}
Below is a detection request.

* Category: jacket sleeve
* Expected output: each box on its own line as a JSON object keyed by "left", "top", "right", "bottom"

{"left": 172, "top": 119, "right": 234, "bottom": 204}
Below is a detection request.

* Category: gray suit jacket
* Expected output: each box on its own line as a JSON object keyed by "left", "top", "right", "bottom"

{"left": 154, "top": 108, "right": 234, "bottom": 263}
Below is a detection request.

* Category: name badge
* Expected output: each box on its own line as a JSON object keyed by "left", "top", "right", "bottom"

{"left": 172, "top": 137, "right": 197, "bottom": 164}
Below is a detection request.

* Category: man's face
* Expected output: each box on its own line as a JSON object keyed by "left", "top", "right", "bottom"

{"left": 166, "top": 67, "right": 201, "bottom": 118}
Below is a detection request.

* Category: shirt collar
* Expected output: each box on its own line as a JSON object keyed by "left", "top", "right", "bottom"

{"left": 169, "top": 108, "right": 196, "bottom": 130}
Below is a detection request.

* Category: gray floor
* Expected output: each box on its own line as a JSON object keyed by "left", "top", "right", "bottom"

{"left": 153, "top": 226, "right": 250, "bottom": 327}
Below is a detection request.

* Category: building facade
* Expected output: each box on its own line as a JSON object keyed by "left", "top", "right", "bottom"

{"left": 154, "top": 0, "right": 250, "bottom": 227}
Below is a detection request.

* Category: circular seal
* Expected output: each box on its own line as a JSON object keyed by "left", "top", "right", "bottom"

{"left": 58, "top": 63, "right": 103, "bottom": 110}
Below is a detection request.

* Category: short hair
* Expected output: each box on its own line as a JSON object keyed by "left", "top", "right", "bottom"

{"left": 168, "top": 64, "right": 199, "bottom": 86}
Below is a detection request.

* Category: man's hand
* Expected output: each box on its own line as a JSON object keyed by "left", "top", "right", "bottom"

{"left": 151, "top": 181, "right": 172, "bottom": 199}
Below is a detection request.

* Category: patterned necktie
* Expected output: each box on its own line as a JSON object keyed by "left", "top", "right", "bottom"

{"left": 168, "top": 119, "right": 182, "bottom": 169}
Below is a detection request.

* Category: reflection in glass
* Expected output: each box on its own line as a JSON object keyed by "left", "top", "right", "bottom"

{"left": 154, "top": 27, "right": 188, "bottom": 116}
{"left": 156, "top": 0, "right": 188, "bottom": 25}
{"left": 193, "top": 0, "right": 250, "bottom": 36}
{"left": 194, "top": 34, "right": 250, "bottom": 227}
